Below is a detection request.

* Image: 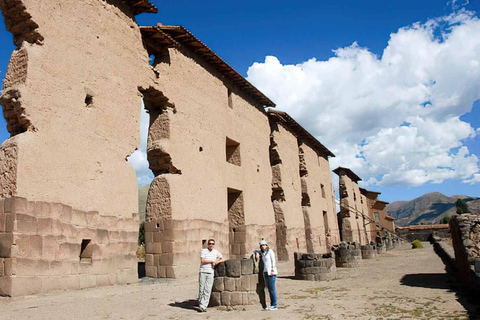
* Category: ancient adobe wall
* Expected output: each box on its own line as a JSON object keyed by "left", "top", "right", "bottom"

{"left": 300, "top": 144, "right": 338, "bottom": 253}
{"left": 269, "top": 122, "right": 308, "bottom": 260}
{"left": 0, "top": 0, "right": 155, "bottom": 296}
{"left": 363, "top": 193, "right": 379, "bottom": 242}
{"left": 338, "top": 174, "right": 368, "bottom": 245}
{"left": 145, "top": 46, "right": 275, "bottom": 278}
{"left": 359, "top": 194, "right": 371, "bottom": 243}
{"left": 0, "top": 0, "right": 153, "bottom": 216}
{"left": 0, "top": 197, "right": 138, "bottom": 296}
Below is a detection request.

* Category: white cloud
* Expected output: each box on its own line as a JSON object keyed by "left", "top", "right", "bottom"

{"left": 247, "top": 9, "right": 480, "bottom": 187}
{"left": 127, "top": 104, "right": 154, "bottom": 186}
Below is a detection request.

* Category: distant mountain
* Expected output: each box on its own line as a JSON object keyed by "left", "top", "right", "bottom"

{"left": 387, "top": 192, "right": 480, "bottom": 226}
{"left": 138, "top": 185, "right": 149, "bottom": 222}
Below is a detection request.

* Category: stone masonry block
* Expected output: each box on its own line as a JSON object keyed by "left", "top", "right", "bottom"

{"left": 159, "top": 253, "right": 173, "bottom": 266}
{"left": 209, "top": 292, "right": 221, "bottom": 307}
{"left": 226, "top": 260, "right": 241, "bottom": 277}
{"left": 166, "top": 266, "right": 175, "bottom": 278}
{"left": 57, "top": 243, "right": 81, "bottom": 261}
{"left": 221, "top": 291, "right": 231, "bottom": 306}
{"left": 15, "top": 235, "right": 42, "bottom": 259}
{"left": 235, "top": 277, "right": 241, "bottom": 291}
{"left": 240, "top": 275, "right": 250, "bottom": 291}
{"left": 145, "top": 231, "right": 153, "bottom": 243}
{"left": 15, "top": 214, "right": 38, "bottom": 234}
{"left": 0, "top": 258, "right": 4, "bottom": 276}
{"left": 60, "top": 205, "right": 72, "bottom": 223}
{"left": 0, "top": 209, "right": 5, "bottom": 232}
{"left": 4, "top": 197, "right": 28, "bottom": 214}
{"left": 146, "top": 266, "right": 157, "bottom": 277}
{"left": 230, "top": 292, "right": 243, "bottom": 306}
{"left": 42, "top": 236, "right": 59, "bottom": 260}
{"left": 214, "top": 262, "right": 226, "bottom": 277}
{"left": 96, "top": 229, "right": 109, "bottom": 244}
{"left": 49, "top": 203, "right": 64, "bottom": 220}
{"left": 35, "top": 201, "right": 52, "bottom": 218}
{"left": 5, "top": 213, "right": 15, "bottom": 233}
{"left": 79, "top": 274, "right": 96, "bottom": 289}
{"left": 10, "top": 276, "right": 42, "bottom": 297}
{"left": 37, "top": 218, "right": 53, "bottom": 236}
{"left": 71, "top": 210, "right": 87, "bottom": 227}
{"left": 85, "top": 211, "right": 99, "bottom": 227}
{"left": 224, "top": 276, "right": 235, "bottom": 291}
{"left": 249, "top": 274, "right": 258, "bottom": 291}
{"left": 241, "top": 258, "right": 254, "bottom": 275}
{"left": 212, "top": 276, "right": 224, "bottom": 292}
{"left": 0, "top": 276, "right": 11, "bottom": 296}
{"left": 248, "top": 292, "right": 258, "bottom": 305}
{"left": 162, "top": 241, "right": 174, "bottom": 253}
{"left": 163, "top": 219, "right": 174, "bottom": 231}
{"left": 145, "top": 254, "right": 154, "bottom": 266}
{"left": 146, "top": 242, "right": 162, "bottom": 254}
{"left": 234, "top": 231, "right": 246, "bottom": 244}
{"left": 157, "top": 266, "right": 166, "bottom": 278}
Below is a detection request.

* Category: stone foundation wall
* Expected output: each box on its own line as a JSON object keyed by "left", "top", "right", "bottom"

{"left": 0, "top": 197, "right": 138, "bottom": 297}
{"left": 209, "top": 258, "right": 261, "bottom": 307}
{"left": 361, "top": 244, "right": 377, "bottom": 259}
{"left": 450, "top": 214, "right": 480, "bottom": 288}
{"left": 294, "top": 252, "right": 336, "bottom": 281}
{"left": 334, "top": 242, "right": 361, "bottom": 268}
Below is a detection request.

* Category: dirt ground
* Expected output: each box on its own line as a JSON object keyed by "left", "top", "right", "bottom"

{"left": 1, "top": 242, "right": 478, "bottom": 319}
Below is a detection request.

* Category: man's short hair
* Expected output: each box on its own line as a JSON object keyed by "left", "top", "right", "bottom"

{"left": 208, "top": 239, "right": 215, "bottom": 244}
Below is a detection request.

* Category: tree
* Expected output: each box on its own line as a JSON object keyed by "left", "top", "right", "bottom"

{"left": 455, "top": 198, "right": 471, "bottom": 215}
{"left": 441, "top": 215, "right": 451, "bottom": 224}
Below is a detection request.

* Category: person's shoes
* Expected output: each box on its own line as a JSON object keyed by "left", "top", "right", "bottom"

{"left": 201, "top": 308, "right": 207, "bottom": 312}
{"left": 264, "top": 306, "right": 271, "bottom": 310}
{"left": 269, "top": 306, "right": 278, "bottom": 311}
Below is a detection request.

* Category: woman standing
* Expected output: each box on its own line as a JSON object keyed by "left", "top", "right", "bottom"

{"left": 255, "top": 239, "right": 278, "bottom": 310}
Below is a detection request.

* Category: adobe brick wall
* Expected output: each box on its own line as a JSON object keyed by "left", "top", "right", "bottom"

{"left": 209, "top": 258, "right": 262, "bottom": 307}
{"left": 0, "top": 197, "right": 138, "bottom": 297}
{"left": 294, "top": 252, "right": 336, "bottom": 281}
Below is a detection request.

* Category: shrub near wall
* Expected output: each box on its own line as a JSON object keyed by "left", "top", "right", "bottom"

{"left": 294, "top": 252, "right": 336, "bottom": 281}
{"left": 209, "top": 258, "right": 260, "bottom": 307}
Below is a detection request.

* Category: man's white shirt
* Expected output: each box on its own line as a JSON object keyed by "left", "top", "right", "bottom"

{"left": 199, "top": 248, "right": 223, "bottom": 273}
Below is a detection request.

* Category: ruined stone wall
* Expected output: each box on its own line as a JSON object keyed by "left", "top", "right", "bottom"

{"left": 0, "top": 0, "right": 153, "bottom": 217}
{"left": 294, "top": 252, "right": 336, "bottom": 281}
{"left": 146, "top": 46, "right": 275, "bottom": 278}
{"left": 363, "top": 195, "right": 379, "bottom": 242}
{"left": 338, "top": 174, "right": 368, "bottom": 245}
{"left": 450, "top": 214, "right": 480, "bottom": 288}
{"left": 0, "top": 197, "right": 138, "bottom": 297}
{"left": 269, "top": 123, "right": 308, "bottom": 260}
{"left": 360, "top": 194, "right": 371, "bottom": 243}
{"left": 209, "top": 258, "right": 261, "bottom": 307}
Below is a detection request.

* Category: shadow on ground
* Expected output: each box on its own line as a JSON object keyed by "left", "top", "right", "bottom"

{"left": 168, "top": 299, "right": 198, "bottom": 311}
{"left": 401, "top": 272, "right": 480, "bottom": 319}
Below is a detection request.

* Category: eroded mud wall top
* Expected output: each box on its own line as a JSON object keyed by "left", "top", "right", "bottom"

{"left": 0, "top": 0, "right": 155, "bottom": 217}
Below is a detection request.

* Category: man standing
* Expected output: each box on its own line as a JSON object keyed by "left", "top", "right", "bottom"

{"left": 198, "top": 239, "right": 224, "bottom": 312}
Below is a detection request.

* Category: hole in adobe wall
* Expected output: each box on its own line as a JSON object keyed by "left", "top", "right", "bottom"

{"left": 199, "top": 147, "right": 203, "bottom": 152}
{"left": 156, "top": 223, "right": 160, "bottom": 228}
{"left": 80, "top": 239, "right": 93, "bottom": 263}
{"left": 227, "top": 88, "right": 233, "bottom": 109}
{"left": 85, "top": 94, "right": 94, "bottom": 107}
{"left": 202, "top": 239, "right": 207, "bottom": 247}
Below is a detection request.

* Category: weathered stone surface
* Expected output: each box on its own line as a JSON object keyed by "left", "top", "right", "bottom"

{"left": 241, "top": 258, "right": 253, "bottom": 275}
{"left": 221, "top": 291, "right": 231, "bottom": 306}
{"left": 209, "top": 292, "right": 221, "bottom": 307}
{"left": 212, "top": 276, "right": 224, "bottom": 292}
{"left": 225, "top": 260, "right": 241, "bottom": 277}
{"left": 230, "top": 292, "right": 243, "bottom": 306}
{"left": 215, "top": 262, "right": 226, "bottom": 277}
{"left": 224, "top": 276, "right": 235, "bottom": 292}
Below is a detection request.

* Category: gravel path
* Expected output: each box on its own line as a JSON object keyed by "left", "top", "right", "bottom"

{"left": 0, "top": 242, "right": 475, "bottom": 319}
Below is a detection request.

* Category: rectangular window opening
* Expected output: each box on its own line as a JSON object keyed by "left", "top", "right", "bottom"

{"left": 80, "top": 239, "right": 92, "bottom": 263}
{"left": 226, "top": 137, "right": 241, "bottom": 166}
{"left": 374, "top": 212, "right": 380, "bottom": 222}
{"left": 321, "top": 184, "right": 326, "bottom": 198}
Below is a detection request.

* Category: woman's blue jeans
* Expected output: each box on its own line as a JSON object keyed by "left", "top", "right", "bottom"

{"left": 264, "top": 272, "right": 277, "bottom": 307}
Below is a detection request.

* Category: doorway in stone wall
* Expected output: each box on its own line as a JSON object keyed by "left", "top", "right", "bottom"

{"left": 228, "top": 187, "right": 246, "bottom": 258}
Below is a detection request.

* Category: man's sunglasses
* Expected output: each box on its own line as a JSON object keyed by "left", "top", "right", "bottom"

{"left": 208, "top": 243, "right": 215, "bottom": 245}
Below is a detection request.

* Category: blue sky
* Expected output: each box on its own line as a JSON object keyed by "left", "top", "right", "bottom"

{"left": 0, "top": 0, "right": 479, "bottom": 203}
